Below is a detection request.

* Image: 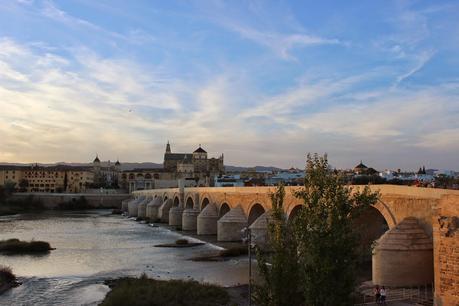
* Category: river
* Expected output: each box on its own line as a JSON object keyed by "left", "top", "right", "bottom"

{"left": 0, "top": 210, "right": 249, "bottom": 306}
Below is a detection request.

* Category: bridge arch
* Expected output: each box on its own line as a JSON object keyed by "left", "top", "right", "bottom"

{"left": 353, "top": 205, "right": 390, "bottom": 267}
{"left": 373, "top": 199, "right": 397, "bottom": 229}
{"left": 173, "top": 196, "right": 180, "bottom": 207}
{"left": 219, "top": 203, "right": 231, "bottom": 219}
{"left": 287, "top": 204, "right": 303, "bottom": 222}
{"left": 248, "top": 203, "right": 266, "bottom": 225}
{"left": 185, "top": 197, "right": 194, "bottom": 209}
{"left": 201, "top": 198, "right": 210, "bottom": 211}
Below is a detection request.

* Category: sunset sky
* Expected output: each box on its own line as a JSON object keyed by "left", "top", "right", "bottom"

{"left": 0, "top": 0, "right": 458, "bottom": 170}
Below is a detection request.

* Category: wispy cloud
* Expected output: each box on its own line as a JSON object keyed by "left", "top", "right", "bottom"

{"left": 40, "top": 1, "right": 154, "bottom": 45}
{"left": 1, "top": 1, "right": 459, "bottom": 169}
{"left": 223, "top": 22, "right": 341, "bottom": 60}
{"left": 394, "top": 49, "right": 435, "bottom": 87}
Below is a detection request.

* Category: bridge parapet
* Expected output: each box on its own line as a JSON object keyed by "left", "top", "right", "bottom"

{"left": 131, "top": 185, "right": 459, "bottom": 289}
{"left": 133, "top": 185, "right": 459, "bottom": 228}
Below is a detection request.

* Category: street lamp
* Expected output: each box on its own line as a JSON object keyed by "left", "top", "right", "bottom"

{"left": 241, "top": 227, "right": 255, "bottom": 306}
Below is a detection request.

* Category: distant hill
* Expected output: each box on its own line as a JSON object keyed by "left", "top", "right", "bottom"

{"left": 0, "top": 161, "right": 163, "bottom": 171}
{"left": 0, "top": 162, "right": 284, "bottom": 172}
{"left": 225, "top": 165, "right": 285, "bottom": 172}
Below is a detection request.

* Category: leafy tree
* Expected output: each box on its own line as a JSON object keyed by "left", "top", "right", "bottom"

{"left": 18, "top": 179, "right": 29, "bottom": 192}
{"left": 3, "top": 181, "right": 16, "bottom": 194}
{"left": 253, "top": 184, "right": 302, "bottom": 306}
{"left": 63, "top": 172, "right": 68, "bottom": 191}
{"left": 0, "top": 185, "right": 5, "bottom": 202}
{"left": 293, "top": 154, "right": 379, "bottom": 306}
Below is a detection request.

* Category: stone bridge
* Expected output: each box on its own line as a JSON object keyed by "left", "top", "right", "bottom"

{"left": 125, "top": 185, "right": 459, "bottom": 290}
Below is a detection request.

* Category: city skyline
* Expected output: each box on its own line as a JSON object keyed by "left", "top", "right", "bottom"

{"left": 1, "top": 1, "right": 459, "bottom": 169}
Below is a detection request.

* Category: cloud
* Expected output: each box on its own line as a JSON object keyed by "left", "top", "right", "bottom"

{"left": 225, "top": 23, "right": 341, "bottom": 60}
{"left": 40, "top": 1, "right": 154, "bottom": 45}
{"left": 1, "top": 36, "right": 458, "bottom": 169}
{"left": 0, "top": 38, "right": 185, "bottom": 162}
{"left": 394, "top": 49, "right": 435, "bottom": 87}
{"left": 1, "top": 0, "right": 459, "bottom": 171}
{"left": 416, "top": 128, "right": 459, "bottom": 150}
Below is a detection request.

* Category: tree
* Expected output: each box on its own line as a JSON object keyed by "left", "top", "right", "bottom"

{"left": 18, "top": 179, "right": 29, "bottom": 192}
{"left": 63, "top": 172, "right": 68, "bottom": 192}
{"left": 293, "top": 154, "right": 379, "bottom": 306}
{"left": 0, "top": 185, "right": 5, "bottom": 202}
{"left": 253, "top": 184, "right": 302, "bottom": 306}
{"left": 3, "top": 181, "right": 16, "bottom": 195}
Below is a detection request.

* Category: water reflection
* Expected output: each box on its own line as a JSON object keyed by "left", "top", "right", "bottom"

{"left": 0, "top": 210, "right": 248, "bottom": 306}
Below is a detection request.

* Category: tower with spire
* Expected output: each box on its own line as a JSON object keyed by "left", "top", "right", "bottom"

{"left": 165, "top": 141, "right": 171, "bottom": 154}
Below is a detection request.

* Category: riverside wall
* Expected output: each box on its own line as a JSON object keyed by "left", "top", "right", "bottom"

{"left": 8, "top": 193, "right": 130, "bottom": 209}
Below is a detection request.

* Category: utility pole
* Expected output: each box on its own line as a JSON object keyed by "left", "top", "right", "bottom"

{"left": 242, "top": 227, "right": 253, "bottom": 306}
{"left": 248, "top": 227, "right": 252, "bottom": 306}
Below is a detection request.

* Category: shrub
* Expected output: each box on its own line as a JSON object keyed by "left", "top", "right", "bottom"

{"left": 0, "top": 265, "right": 15, "bottom": 285}
{"left": 100, "top": 276, "right": 230, "bottom": 306}
{"left": 0, "top": 239, "right": 53, "bottom": 254}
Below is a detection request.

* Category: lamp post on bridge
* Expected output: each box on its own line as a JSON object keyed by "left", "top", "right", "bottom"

{"left": 241, "top": 226, "right": 255, "bottom": 306}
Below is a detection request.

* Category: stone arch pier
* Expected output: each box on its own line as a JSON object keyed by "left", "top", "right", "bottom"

{"left": 128, "top": 185, "right": 459, "bottom": 287}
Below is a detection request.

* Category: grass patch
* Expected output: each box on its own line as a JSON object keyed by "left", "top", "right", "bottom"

{"left": 175, "top": 239, "right": 189, "bottom": 245}
{"left": 219, "top": 245, "right": 248, "bottom": 257}
{"left": 0, "top": 239, "right": 53, "bottom": 255}
{"left": 101, "top": 275, "right": 230, "bottom": 306}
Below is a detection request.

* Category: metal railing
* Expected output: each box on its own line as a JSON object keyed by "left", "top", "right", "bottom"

{"left": 355, "top": 284, "right": 434, "bottom": 305}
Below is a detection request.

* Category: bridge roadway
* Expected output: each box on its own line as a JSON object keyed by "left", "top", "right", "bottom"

{"left": 124, "top": 185, "right": 459, "bottom": 288}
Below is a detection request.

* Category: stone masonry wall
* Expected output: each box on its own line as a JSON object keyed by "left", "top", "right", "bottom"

{"left": 9, "top": 193, "right": 130, "bottom": 209}
{"left": 433, "top": 194, "right": 459, "bottom": 306}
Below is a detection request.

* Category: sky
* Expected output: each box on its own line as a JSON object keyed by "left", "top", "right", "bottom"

{"left": 0, "top": 0, "right": 458, "bottom": 170}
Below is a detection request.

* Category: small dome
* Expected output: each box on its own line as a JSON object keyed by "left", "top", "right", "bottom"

{"left": 93, "top": 155, "right": 100, "bottom": 163}
{"left": 115, "top": 160, "right": 120, "bottom": 166}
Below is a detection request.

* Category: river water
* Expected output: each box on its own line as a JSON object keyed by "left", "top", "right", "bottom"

{"left": 0, "top": 210, "right": 249, "bottom": 306}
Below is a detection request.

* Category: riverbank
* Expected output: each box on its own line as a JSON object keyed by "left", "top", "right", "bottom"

{"left": 0, "top": 196, "right": 45, "bottom": 216}
{"left": 0, "top": 210, "right": 250, "bottom": 305}
{"left": 101, "top": 275, "right": 249, "bottom": 306}
{"left": 0, "top": 193, "right": 129, "bottom": 215}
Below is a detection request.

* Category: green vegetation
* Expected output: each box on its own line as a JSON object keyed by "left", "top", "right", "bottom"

{"left": 0, "top": 238, "right": 53, "bottom": 254}
{"left": 0, "top": 265, "right": 16, "bottom": 287}
{"left": 219, "top": 245, "right": 248, "bottom": 257}
{"left": 56, "top": 196, "right": 91, "bottom": 210}
{"left": 255, "top": 154, "right": 379, "bottom": 306}
{"left": 100, "top": 275, "right": 230, "bottom": 306}
{"left": 175, "top": 238, "right": 189, "bottom": 245}
{"left": 0, "top": 194, "right": 44, "bottom": 216}
{"left": 254, "top": 184, "right": 302, "bottom": 306}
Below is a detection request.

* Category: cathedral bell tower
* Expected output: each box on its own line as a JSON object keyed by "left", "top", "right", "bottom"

{"left": 165, "top": 141, "right": 171, "bottom": 154}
